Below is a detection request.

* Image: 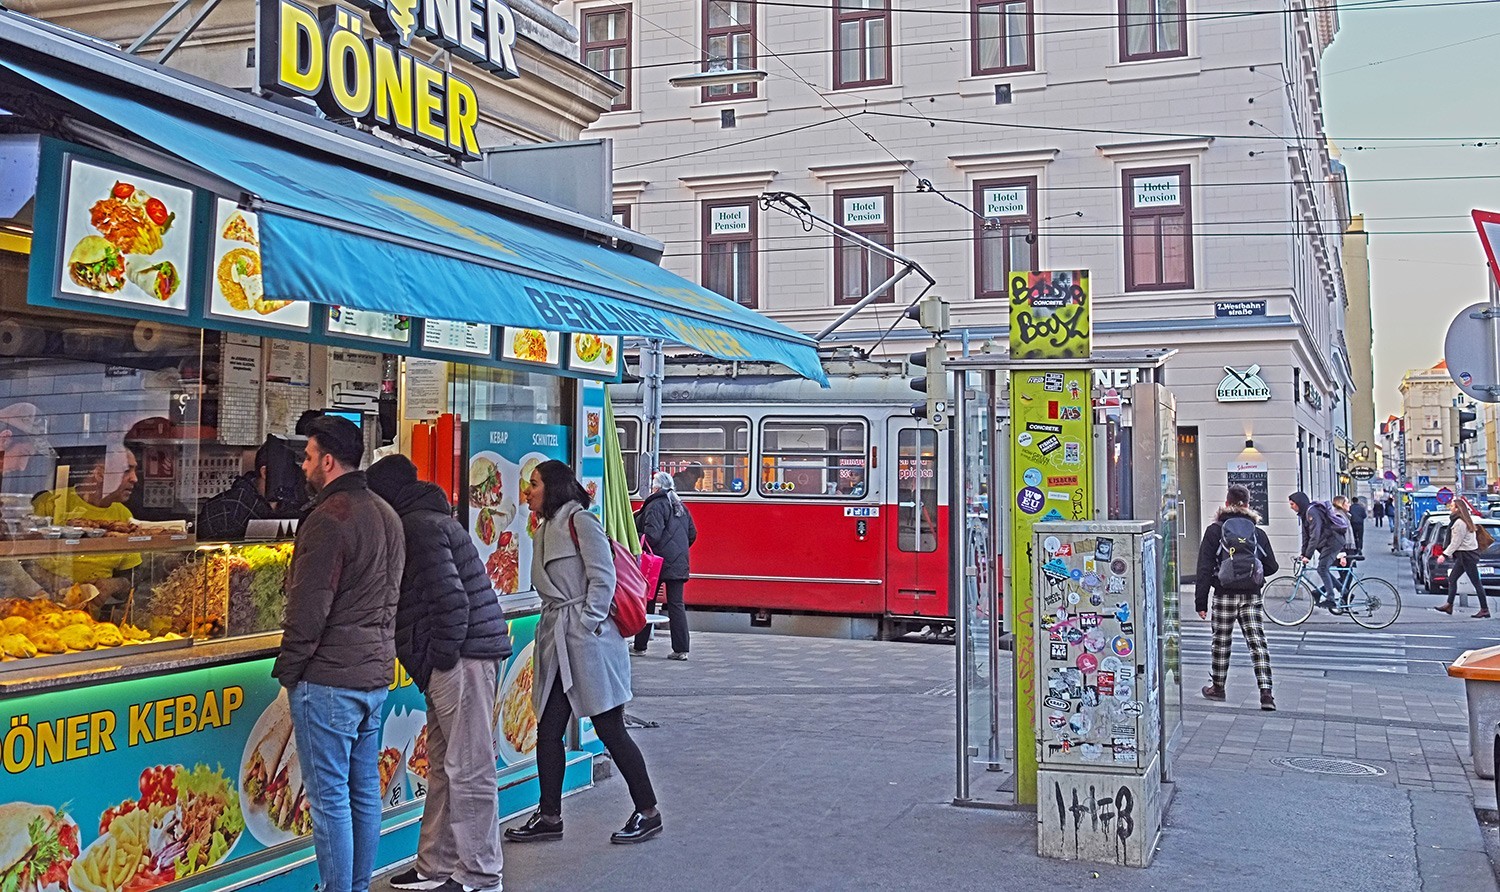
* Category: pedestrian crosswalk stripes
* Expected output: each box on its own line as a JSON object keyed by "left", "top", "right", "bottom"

{"left": 1177, "top": 624, "right": 1476, "bottom": 675}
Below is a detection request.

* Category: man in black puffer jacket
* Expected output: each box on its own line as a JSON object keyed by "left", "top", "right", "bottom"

{"left": 368, "top": 455, "right": 510, "bottom": 892}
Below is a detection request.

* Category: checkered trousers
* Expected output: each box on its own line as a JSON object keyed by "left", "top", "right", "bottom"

{"left": 1210, "top": 588, "right": 1273, "bottom": 691}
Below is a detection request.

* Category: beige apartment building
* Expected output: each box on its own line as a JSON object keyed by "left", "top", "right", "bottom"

{"left": 1342, "top": 211, "right": 1377, "bottom": 481}
{"left": 564, "top": 0, "right": 1353, "bottom": 552}
{"left": 1398, "top": 361, "right": 1460, "bottom": 490}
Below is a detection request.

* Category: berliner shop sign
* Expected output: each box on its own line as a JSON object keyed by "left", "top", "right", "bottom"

{"left": 1217, "top": 365, "right": 1271, "bottom": 402}
{"left": 259, "top": 0, "right": 522, "bottom": 160}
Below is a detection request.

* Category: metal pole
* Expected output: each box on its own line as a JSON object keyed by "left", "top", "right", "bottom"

{"left": 642, "top": 339, "right": 664, "bottom": 479}
{"left": 985, "top": 371, "right": 1003, "bottom": 771}
{"left": 156, "top": 0, "right": 226, "bottom": 64}
{"left": 952, "top": 366, "right": 971, "bottom": 803}
{"left": 126, "top": 0, "right": 194, "bottom": 54}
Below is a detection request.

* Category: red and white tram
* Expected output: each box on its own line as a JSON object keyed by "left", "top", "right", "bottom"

{"left": 611, "top": 357, "right": 953, "bottom": 640}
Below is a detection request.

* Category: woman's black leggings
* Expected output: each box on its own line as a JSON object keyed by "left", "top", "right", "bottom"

{"left": 1446, "top": 549, "right": 1490, "bottom": 609}
{"left": 536, "top": 676, "right": 657, "bottom": 816}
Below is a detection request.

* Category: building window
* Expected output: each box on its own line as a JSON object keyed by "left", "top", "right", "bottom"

{"left": 974, "top": 178, "right": 1038, "bottom": 299}
{"left": 1119, "top": 0, "right": 1187, "bottom": 62}
{"left": 834, "top": 0, "right": 891, "bottom": 89}
{"left": 702, "top": 199, "right": 758, "bottom": 308}
{"left": 1123, "top": 166, "right": 1193, "bottom": 291}
{"left": 703, "top": 1, "right": 757, "bottom": 101}
{"left": 972, "top": 0, "right": 1033, "bottom": 75}
{"left": 612, "top": 204, "right": 632, "bottom": 228}
{"left": 582, "top": 6, "right": 632, "bottom": 111}
{"left": 833, "top": 187, "right": 895, "bottom": 306}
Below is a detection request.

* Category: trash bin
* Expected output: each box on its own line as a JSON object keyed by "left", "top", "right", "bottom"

{"left": 1447, "top": 645, "right": 1500, "bottom": 779}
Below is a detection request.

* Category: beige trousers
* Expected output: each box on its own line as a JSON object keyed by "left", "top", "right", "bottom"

{"left": 416, "top": 658, "right": 503, "bottom": 888}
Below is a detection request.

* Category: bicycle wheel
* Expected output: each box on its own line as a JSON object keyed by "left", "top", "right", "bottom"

{"left": 1346, "top": 577, "right": 1401, "bottom": 630}
{"left": 1262, "top": 575, "right": 1315, "bottom": 626}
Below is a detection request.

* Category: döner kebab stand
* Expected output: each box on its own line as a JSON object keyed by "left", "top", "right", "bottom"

{"left": 0, "top": 6, "right": 826, "bottom": 890}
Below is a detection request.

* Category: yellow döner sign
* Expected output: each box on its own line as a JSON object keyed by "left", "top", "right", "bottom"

{"left": 259, "top": 0, "right": 522, "bottom": 160}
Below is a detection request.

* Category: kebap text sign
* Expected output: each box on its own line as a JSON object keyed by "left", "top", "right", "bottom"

{"left": 1009, "top": 270, "right": 1090, "bottom": 360}
{"left": 259, "top": 0, "right": 522, "bottom": 160}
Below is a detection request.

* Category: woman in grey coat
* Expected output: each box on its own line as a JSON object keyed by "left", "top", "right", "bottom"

{"left": 504, "top": 460, "right": 662, "bottom": 846}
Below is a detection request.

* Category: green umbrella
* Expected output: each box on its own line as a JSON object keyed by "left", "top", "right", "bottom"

{"left": 602, "top": 391, "right": 641, "bottom": 555}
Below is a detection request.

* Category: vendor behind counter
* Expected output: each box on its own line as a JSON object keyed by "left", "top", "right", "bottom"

{"left": 30, "top": 444, "right": 141, "bottom": 603}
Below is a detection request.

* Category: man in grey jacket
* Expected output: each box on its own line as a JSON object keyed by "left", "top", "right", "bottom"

{"left": 275, "top": 416, "right": 405, "bottom": 892}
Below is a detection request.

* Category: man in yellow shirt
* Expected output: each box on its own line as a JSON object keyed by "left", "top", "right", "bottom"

{"left": 32, "top": 447, "right": 141, "bottom": 603}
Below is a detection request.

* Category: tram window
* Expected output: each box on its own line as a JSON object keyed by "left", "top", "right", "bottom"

{"left": 659, "top": 417, "right": 751, "bottom": 495}
{"left": 759, "top": 419, "right": 868, "bottom": 498}
{"left": 616, "top": 417, "right": 642, "bottom": 494}
{"left": 897, "top": 428, "right": 938, "bottom": 552}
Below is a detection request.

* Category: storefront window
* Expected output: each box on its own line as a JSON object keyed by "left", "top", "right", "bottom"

{"left": 453, "top": 364, "right": 565, "bottom": 426}
{"left": 759, "top": 418, "right": 868, "bottom": 498}
{"left": 659, "top": 417, "right": 750, "bottom": 496}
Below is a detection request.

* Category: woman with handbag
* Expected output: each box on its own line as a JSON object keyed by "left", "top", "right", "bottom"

{"left": 505, "top": 460, "right": 662, "bottom": 845}
{"left": 633, "top": 472, "right": 697, "bottom": 660}
{"left": 1435, "top": 498, "right": 1492, "bottom": 618}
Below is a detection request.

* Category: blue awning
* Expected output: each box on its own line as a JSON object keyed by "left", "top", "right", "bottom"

{"left": 0, "top": 48, "right": 827, "bottom": 384}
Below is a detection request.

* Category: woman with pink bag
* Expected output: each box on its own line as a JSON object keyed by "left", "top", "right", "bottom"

{"left": 633, "top": 471, "right": 697, "bottom": 660}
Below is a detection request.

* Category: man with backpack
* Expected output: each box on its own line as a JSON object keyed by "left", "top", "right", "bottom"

{"left": 1195, "top": 484, "right": 1280, "bottom": 711}
{"left": 1290, "top": 491, "right": 1350, "bottom": 610}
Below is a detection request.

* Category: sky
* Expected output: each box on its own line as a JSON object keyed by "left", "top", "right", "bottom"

{"left": 1321, "top": 0, "right": 1500, "bottom": 423}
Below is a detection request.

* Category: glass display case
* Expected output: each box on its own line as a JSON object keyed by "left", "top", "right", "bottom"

{"left": 0, "top": 538, "right": 295, "bottom": 669}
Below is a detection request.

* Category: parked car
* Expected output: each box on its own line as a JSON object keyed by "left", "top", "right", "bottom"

{"left": 1414, "top": 514, "right": 1500, "bottom": 593}
{"left": 1411, "top": 512, "right": 1446, "bottom": 589}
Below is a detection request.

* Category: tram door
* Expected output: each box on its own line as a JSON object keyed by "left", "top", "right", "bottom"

{"left": 885, "top": 420, "right": 943, "bottom": 622}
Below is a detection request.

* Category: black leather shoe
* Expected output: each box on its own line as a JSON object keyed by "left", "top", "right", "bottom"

{"left": 610, "top": 811, "right": 662, "bottom": 844}
{"left": 504, "top": 812, "right": 563, "bottom": 842}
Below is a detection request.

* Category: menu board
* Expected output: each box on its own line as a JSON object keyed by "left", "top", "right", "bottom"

{"left": 422, "top": 319, "right": 493, "bottom": 356}
{"left": 206, "top": 199, "right": 311, "bottom": 330}
{"left": 467, "top": 421, "right": 570, "bottom": 598}
{"left": 568, "top": 333, "right": 620, "bottom": 376}
{"left": 326, "top": 305, "right": 412, "bottom": 345}
{"left": 502, "top": 327, "right": 562, "bottom": 367}
{"left": 1227, "top": 460, "right": 1270, "bottom": 525}
{"left": 55, "top": 157, "right": 195, "bottom": 313}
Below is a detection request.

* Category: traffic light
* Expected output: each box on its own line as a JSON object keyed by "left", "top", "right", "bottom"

{"left": 908, "top": 344, "right": 949, "bottom": 430}
{"left": 904, "top": 293, "right": 951, "bottom": 336}
{"left": 1459, "top": 406, "right": 1479, "bottom": 443}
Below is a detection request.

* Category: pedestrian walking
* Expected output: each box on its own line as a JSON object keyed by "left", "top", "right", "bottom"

{"left": 1434, "top": 498, "right": 1491, "bottom": 618}
{"left": 1332, "top": 495, "right": 1358, "bottom": 555}
{"left": 633, "top": 471, "right": 697, "bottom": 660}
{"left": 1349, "top": 496, "right": 1367, "bottom": 554}
{"left": 1289, "top": 491, "right": 1348, "bottom": 609}
{"left": 368, "top": 455, "right": 512, "bottom": 892}
{"left": 1196, "top": 485, "right": 1280, "bottom": 711}
{"left": 273, "top": 416, "right": 405, "bottom": 892}
{"left": 506, "top": 460, "right": 662, "bottom": 846}
{"left": 1373, "top": 497, "right": 1386, "bottom": 528}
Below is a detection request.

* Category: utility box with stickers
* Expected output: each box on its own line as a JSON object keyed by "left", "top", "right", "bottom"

{"left": 1032, "top": 520, "right": 1166, "bottom": 868}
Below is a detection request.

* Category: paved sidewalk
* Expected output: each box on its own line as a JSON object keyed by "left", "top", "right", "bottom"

{"left": 376, "top": 625, "right": 1500, "bottom": 891}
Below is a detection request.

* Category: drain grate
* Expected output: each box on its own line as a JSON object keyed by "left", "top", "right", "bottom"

{"left": 1269, "top": 756, "right": 1387, "bottom": 777}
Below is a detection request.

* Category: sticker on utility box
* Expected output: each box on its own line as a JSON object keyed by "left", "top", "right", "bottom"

{"left": 844, "top": 506, "right": 881, "bottom": 517}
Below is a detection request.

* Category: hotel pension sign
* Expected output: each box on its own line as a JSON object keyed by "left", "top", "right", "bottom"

{"left": 259, "top": 0, "right": 522, "bottom": 160}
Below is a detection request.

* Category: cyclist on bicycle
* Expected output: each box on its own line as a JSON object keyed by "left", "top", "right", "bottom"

{"left": 1289, "top": 492, "right": 1348, "bottom": 610}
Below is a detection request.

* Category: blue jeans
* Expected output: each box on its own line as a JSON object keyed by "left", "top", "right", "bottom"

{"left": 288, "top": 681, "right": 388, "bottom": 892}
